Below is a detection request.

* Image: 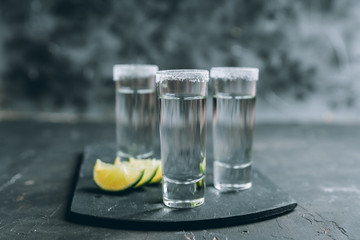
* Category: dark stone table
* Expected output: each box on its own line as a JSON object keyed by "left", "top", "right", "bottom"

{"left": 1, "top": 120, "right": 359, "bottom": 239}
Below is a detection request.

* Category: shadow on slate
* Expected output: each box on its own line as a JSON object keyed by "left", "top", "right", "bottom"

{"left": 68, "top": 143, "right": 297, "bottom": 231}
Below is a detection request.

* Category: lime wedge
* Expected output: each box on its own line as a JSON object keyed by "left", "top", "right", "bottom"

{"left": 149, "top": 160, "right": 162, "bottom": 184}
{"left": 93, "top": 159, "right": 144, "bottom": 191}
{"left": 114, "top": 157, "right": 121, "bottom": 165}
{"left": 200, "top": 158, "right": 206, "bottom": 174}
{"left": 128, "top": 158, "right": 160, "bottom": 187}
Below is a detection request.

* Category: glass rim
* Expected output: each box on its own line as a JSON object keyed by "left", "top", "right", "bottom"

{"left": 113, "top": 64, "right": 158, "bottom": 81}
{"left": 156, "top": 69, "right": 209, "bottom": 83}
{"left": 210, "top": 67, "right": 259, "bottom": 81}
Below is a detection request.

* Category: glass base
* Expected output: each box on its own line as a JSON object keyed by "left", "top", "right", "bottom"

{"left": 163, "top": 198, "right": 204, "bottom": 209}
{"left": 214, "top": 182, "right": 252, "bottom": 192}
{"left": 213, "top": 160, "right": 252, "bottom": 192}
{"left": 162, "top": 176, "right": 205, "bottom": 209}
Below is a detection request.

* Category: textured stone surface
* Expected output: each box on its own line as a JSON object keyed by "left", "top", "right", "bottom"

{"left": 1, "top": 121, "right": 360, "bottom": 239}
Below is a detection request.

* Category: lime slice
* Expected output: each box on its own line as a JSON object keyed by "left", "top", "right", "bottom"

{"left": 93, "top": 159, "right": 144, "bottom": 191}
{"left": 149, "top": 160, "right": 162, "bottom": 184}
{"left": 114, "top": 157, "right": 121, "bottom": 165}
{"left": 114, "top": 157, "right": 162, "bottom": 186}
{"left": 128, "top": 158, "right": 160, "bottom": 188}
{"left": 200, "top": 158, "right": 206, "bottom": 174}
{"left": 197, "top": 158, "right": 206, "bottom": 188}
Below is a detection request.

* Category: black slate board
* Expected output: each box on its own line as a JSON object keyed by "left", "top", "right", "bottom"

{"left": 69, "top": 143, "right": 297, "bottom": 230}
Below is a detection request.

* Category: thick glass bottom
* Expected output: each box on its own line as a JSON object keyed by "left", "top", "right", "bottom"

{"left": 163, "top": 197, "right": 204, "bottom": 208}
{"left": 213, "top": 160, "right": 252, "bottom": 192}
{"left": 162, "top": 176, "right": 205, "bottom": 209}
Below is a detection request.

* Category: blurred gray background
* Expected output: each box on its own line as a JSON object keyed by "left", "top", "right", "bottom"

{"left": 0, "top": 0, "right": 359, "bottom": 123}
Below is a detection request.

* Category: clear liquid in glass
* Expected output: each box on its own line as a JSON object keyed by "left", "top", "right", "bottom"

{"left": 159, "top": 93, "right": 206, "bottom": 208}
{"left": 213, "top": 94, "right": 256, "bottom": 191}
{"left": 116, "top": 88, "right": 156, "bottom": 159}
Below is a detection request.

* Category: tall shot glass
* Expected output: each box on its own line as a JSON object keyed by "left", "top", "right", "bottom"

{"left": 113, "top": 64, "right": 158, "bottom": 160}
{"left": 156, "top": 70, "right": 209, "bottom": 208}
{"left": 211, "top": 67, "right": 259, "bottom": 191}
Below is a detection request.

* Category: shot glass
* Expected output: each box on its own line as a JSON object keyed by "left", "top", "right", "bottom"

{"left": 211, "top": 67, "right": 259, "bottom": 191}
{"left": 156, "top": 69, "right": 209, "bottom": 208}
{"left": 113, "top": 64, "right": 158, "bottom": 159}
